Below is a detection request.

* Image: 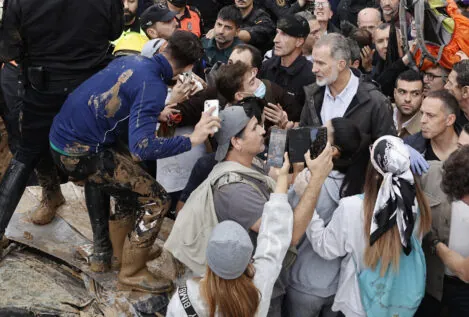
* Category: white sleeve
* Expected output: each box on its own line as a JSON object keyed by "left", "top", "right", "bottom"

{"left": 253, "top": 193, "right": 293, "bottom": 317}
{"left": 307, "top": 199, "right": 349, "bottom": 260}
{"left": 166, "top": 289, "right": 184, "bottom": 317}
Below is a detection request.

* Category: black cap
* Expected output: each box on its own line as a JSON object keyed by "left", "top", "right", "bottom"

{"left": 277, "top": 15, "right": 310, "bottom": 38}
{"left": 140, "top": 4, "right": 177, "bottom": 30}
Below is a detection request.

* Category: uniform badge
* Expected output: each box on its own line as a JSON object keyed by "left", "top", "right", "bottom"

{"left": 187, "top": 22, "right": 192, "bottom": 31}
{"left": 276, "top": 0, "right": 286, "bottom": 7}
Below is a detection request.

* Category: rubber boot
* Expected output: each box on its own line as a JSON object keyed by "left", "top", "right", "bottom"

{"left": 85, "top": 182, "right": 112, "bottom": 273}
{"left": 109, "top": 215, "right": 134, "bottom": 270}
{"left": 29, "top": 187, "right": 65, "bottom": 225}
{"left": 0, "top": 159, "right": 34, "bottom": 238}
{"left": 118, "top": 235, "right": 173, "bottom": 293}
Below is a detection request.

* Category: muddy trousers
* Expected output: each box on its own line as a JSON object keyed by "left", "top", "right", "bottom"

{"left": 0, "top": 78, "right": 83, "bottom": 238}
{"left": 51, "top": 148, "right": 171, "bottom": 259}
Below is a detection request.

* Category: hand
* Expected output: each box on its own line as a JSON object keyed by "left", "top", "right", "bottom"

{"left": 166, "top": 78, "right": 192, "bottom": 105}
{"left": 360, "top": 46, "right": 374, "bottom": 73}
{"left": 304, "top": 142, "right": 333, "bottom": 182}
{"left": 406, "top": 144, "right": 429, "bottom": 175}
{"left": 457, "top": 50, "right": 469, "bottom": 61}
{"left": 264, "top": 103, "right": 284, "bottom": 126}
{"left": 158, "top": 103, "right": 180, "bottom": 122}
{"left": 190, "top": 72, "right": 207, "bottom": 90}
{"left": 293, "top": 167, "right": 311, "bottom": 197}
{"left": 273, "top": 153, "right": 291, "bottom": 193}
{"left": 189, "top": 107, "right": 221, "bottom": 147}
{"left": 206, "top": 28, "right": 215, "bottom": 39}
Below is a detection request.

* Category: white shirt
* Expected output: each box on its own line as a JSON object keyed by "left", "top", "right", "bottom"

{"left": 320, "top": 71, "right": 359, "bottom": 124}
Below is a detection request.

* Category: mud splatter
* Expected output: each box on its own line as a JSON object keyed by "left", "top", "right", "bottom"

{"left": 137, "top": 138, "right": 149, "bottom": 149}
{"left": 23, "top": 231, "right": 33, "bottom": 240}
{"left": 64, "top": 142, "right": 91, "bottom": 155}
{"left": 59, "top": 156, "right": 80, "bottom": 172}
{"left": 88, "top": 69, "right": 134, "bottom": 118}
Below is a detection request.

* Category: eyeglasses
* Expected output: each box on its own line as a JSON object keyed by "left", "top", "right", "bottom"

{"left": 422, "top": 72, "right": 446, "bottom": 81}
{"left": 314, "top": 2, "right": 330, "bottom": 9}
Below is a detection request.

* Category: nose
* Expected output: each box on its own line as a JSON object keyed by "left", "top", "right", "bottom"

{"left": 260, "top": 126, "right": 266, "bottom": 135}
{"left": 274, "top": 33, "right": 280, "bottom": 43}
{"left": 312, "top": 63, "right": 318, "bottom": 73}
{"left": 124, "top": 0, "right": 129, "bottom": 9}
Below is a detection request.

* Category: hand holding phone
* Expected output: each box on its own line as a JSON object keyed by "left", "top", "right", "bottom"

{"left": 204, "top": 100, "right": 219, "bottom": 133}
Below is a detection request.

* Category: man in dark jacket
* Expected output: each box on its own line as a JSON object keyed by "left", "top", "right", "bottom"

{"left": 259, "top": 15, "right": 315, "bottom": 123}
{"left": 300, "top": 33, "right": 395, "bottom": 141}
{"left": 0, "top": 0, "right": 123, "bottom": 233}
{"left": 255, "top": 0, "right": 308, "bottom": 21}
{"left": 235, "top": 0, "right": 276, "bottom": 53}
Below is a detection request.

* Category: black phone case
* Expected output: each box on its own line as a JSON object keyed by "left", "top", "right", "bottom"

{"left": 310, "top": 127, "right": 328, "bottom": 159}
{"left": 288, "top": 128, "right": 311, "bottom": 163}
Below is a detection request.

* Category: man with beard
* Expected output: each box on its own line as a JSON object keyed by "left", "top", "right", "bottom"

{"left": 140, "top": 4, "right": 178, "bottom": 41}
{"left": 423, "top": 64, "right": 449, "bottom": 97}
{"left": 202, "top": 5, "right": 244, "bottom": 67}
{"left": 166, "top": 0, "right": 201, "bottom": 37}
{"left": 393, "top": 70, "right": 424, "bottom": 138}
{"left": 113, "top": 0, "right": 150, "bottom": 54}
{"left": 300, "top": 33, "right": 395, "bottom": 141}
{"left": 445, "top": 60, "right": 469, "bottom": 128}
{"left": 235, "top": 0, "right": 275, "bottom": 53}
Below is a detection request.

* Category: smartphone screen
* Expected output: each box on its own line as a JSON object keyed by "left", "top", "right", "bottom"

{"left": 310, "top": 127, "right": 328, "bottom": 159}
{"left": 288, "top": 127, "right": 311, "bottom": 163}
{"left": 204, "top": 100, "right": 219, "bottom": 133}
{"left": 267, "top": 128, "right": 287, "bottom": 168}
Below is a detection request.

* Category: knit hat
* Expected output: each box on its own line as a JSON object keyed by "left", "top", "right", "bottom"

{"left": 214, "top": 106, "right": 251, "bottom": 162}
{"left": 277, "top": 14, "right": 310, "bottom": 38}
{"left": 206, "top": 221, "right": 254, "bottom": 280}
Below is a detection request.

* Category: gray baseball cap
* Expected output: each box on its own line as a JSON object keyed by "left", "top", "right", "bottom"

{"left": 206, "top": 220, "right": 254, "bottom": 280}
{"left": 215, "top": 106, "right": 251, "bottom": 162}
{"left": 141, "top": 38, "right": 167, "bottom": 57}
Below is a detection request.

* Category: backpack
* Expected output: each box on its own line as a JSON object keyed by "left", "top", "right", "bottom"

{"left": 355, "top": 195, "right": 426, "bottom": 317}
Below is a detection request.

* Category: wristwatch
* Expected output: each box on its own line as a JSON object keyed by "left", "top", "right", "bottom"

{"left": 431, "top": 239, "right": 442, "bottom": 255}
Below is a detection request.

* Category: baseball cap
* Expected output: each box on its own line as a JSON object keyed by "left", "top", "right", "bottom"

{"left": 214, "top": 106, "right": 251, "bottom": 162}
{"left": 206, "top": 221, "right": 254, "bottom": 280}
{"left": 277, "top": 14, "right": 310, "bottom": 38}
{"left": 140, "top": 4, "right": 177, "bottom": 30}
{"left": 141, "top": 38, "right": 167, "bottom": 57}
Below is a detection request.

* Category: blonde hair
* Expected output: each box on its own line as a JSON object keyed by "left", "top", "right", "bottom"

{"left": 199, "top": 263, "right": 261, "bottom": 317}
{"left": 363, "top": 163, "right": 432, "bottom": 276}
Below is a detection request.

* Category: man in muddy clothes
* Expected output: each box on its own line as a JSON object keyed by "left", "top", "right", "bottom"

{"left": 0, "top": 0, "right": 124, "bottom": 243}
{"left": 48, "top": 30, "right": 220, "bottom": 293}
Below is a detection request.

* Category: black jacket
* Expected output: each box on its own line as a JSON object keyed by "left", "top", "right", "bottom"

{"left": 259, "top": 55, "right": 315, "bottom": 121}
{"left": 300, "top": 69, "right": 396, "bottom": 141}
{"left": 241, "top": 7, "right": 275, "bottom": 53}
{"left": 2, "top": 0, "right": 123, "bottom": 72}
{"left": 254, "top": 0, "right": 302, "bottom": 21}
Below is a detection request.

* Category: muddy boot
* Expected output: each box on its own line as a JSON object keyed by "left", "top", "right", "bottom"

{"left": 109, "top": 215, "right": 134, "bottom": 270}
{"left": 0, "top": 159, "right": 34, "bottom": 237}
{"left": 0, "top": 236, "right": 8, "bottom": 250}
{"left": 29, "top": 187, "right": 65, "bottom": 225}
{"left": 84, "top": 183, "right": 112, "bottom": 273}
{"left": 118, "top": 235, "right": 173, "bottom": 293}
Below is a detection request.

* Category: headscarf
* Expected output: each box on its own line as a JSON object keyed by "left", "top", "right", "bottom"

{"left": 369, "top": 136, "right": 417, "bottom": 255}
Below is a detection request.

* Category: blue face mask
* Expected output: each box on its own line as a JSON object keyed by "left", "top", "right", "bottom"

{"left": 253, "top": 81, "right": 266, "bottom": 99}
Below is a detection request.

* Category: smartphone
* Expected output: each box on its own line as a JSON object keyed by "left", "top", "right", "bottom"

{"left": 288, "top": 127, "right": 311, "bottom": 163}
{"left": 267, "top": 128, "right": 287, "bottom": 168}
{"left": 204, "top": 99, "right": 219, "bottom": 133}
{"left": 310, "top": 127, "right": 328, "bottom": 159}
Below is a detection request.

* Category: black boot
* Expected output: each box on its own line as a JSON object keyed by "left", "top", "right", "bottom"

{"left": 84, "top": 182, "right": 112, "bottom": 272}
{"left": 0, "top": 159, "right": 33, "bottom": 238}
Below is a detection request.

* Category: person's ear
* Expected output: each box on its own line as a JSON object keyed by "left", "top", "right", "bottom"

{"left": 296, "top": 37, "right": 305, "bottom": 48}
{"left": 231, "top": 136, "right": 242, "bottom": 151}
{"left": 447, "top": 113, "right": 457, "bottom": 127}
{"left": 463, "top": 86, "right": 469, "bottom": 99}
{"left": 234, "top": 91, "right": 244, "bottom": 102}
{"left": 338, "top": 59, "right": 347, "bottom": 72}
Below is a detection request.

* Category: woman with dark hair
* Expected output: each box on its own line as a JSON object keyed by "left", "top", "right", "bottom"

{"left": 308, "top": 136, "right": 432, "bottom": 317}
{"left": 285, "top": 117, "right": 371, "bottom": 317}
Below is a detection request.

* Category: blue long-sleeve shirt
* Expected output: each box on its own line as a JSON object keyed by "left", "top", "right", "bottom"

{"left": 50, "top": 54, "right": 192, "bottom": 160}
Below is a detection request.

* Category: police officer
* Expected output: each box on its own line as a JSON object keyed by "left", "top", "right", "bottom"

{"left": 235, "top": 0, "right": 276, "bottom": 54}
{"left": 166, "top": 0, "right": 202, "bottom": 37}
{"left": 0, "top": 0, "right": 124, "bottom": 242}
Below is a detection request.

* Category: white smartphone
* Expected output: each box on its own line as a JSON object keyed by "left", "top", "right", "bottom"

{"left": 204, "top": 99, "right": 219, "bottom": 133}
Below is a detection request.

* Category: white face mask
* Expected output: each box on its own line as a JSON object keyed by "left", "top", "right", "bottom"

{"left": 253, "top": 81, "right": 266, "bottom": 98}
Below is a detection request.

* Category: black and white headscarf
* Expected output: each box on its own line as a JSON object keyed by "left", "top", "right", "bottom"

{"left": 370, "top": 136, "right": 417, "bottom": 255}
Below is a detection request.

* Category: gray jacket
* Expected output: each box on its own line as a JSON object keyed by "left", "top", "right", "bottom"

{"left": 287, "top": 172, "right": 344, "bottom": 297}
{"left": 300, "top": 71, "right": 396, "bottom": 141}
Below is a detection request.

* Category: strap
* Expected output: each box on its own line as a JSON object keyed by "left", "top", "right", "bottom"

{"left": 215, "top": 172, "right": 269, "bottom": 200}
{"left": 178, "top": 284, "right": 199, "bottom": 317}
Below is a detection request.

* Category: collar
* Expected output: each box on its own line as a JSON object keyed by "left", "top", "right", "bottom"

{"left": 153, "top": 54, "right": 174, "bottom": 83}
{"left": 324, "top": 70, "right": 359, "bottom": 102}
{"left": 206, "top": 37, "right": 242, "bottom": 51}
{"left": 270, "top": 55, "right": 308, "bottom": 75}
{"left": 177, "top": 6, "right": 192, "bottom": 20}
{"left": 394, "top": 108, "right": 422, "bottom": 136}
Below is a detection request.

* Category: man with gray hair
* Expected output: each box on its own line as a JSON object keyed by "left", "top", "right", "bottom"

{"left": 300, "top": 33, "right": 396, "bottom": 141}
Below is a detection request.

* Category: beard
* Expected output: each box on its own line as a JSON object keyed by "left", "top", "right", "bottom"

{"left": 316, "top": 67, "right": 339, "bottom": 87}
{"left": 124, "top": 10, "right": 136, "bottom": 25}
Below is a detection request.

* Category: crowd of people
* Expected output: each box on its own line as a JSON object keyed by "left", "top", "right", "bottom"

{"left": 0, "top": 0, "right": 469, "bottom": 316}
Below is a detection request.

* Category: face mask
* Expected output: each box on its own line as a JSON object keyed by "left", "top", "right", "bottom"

{"left": 253, "top": 81, "right": 266, "bottom": 99}
{"left": 169, "top": 0, "right": 187, "bottom": 8}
